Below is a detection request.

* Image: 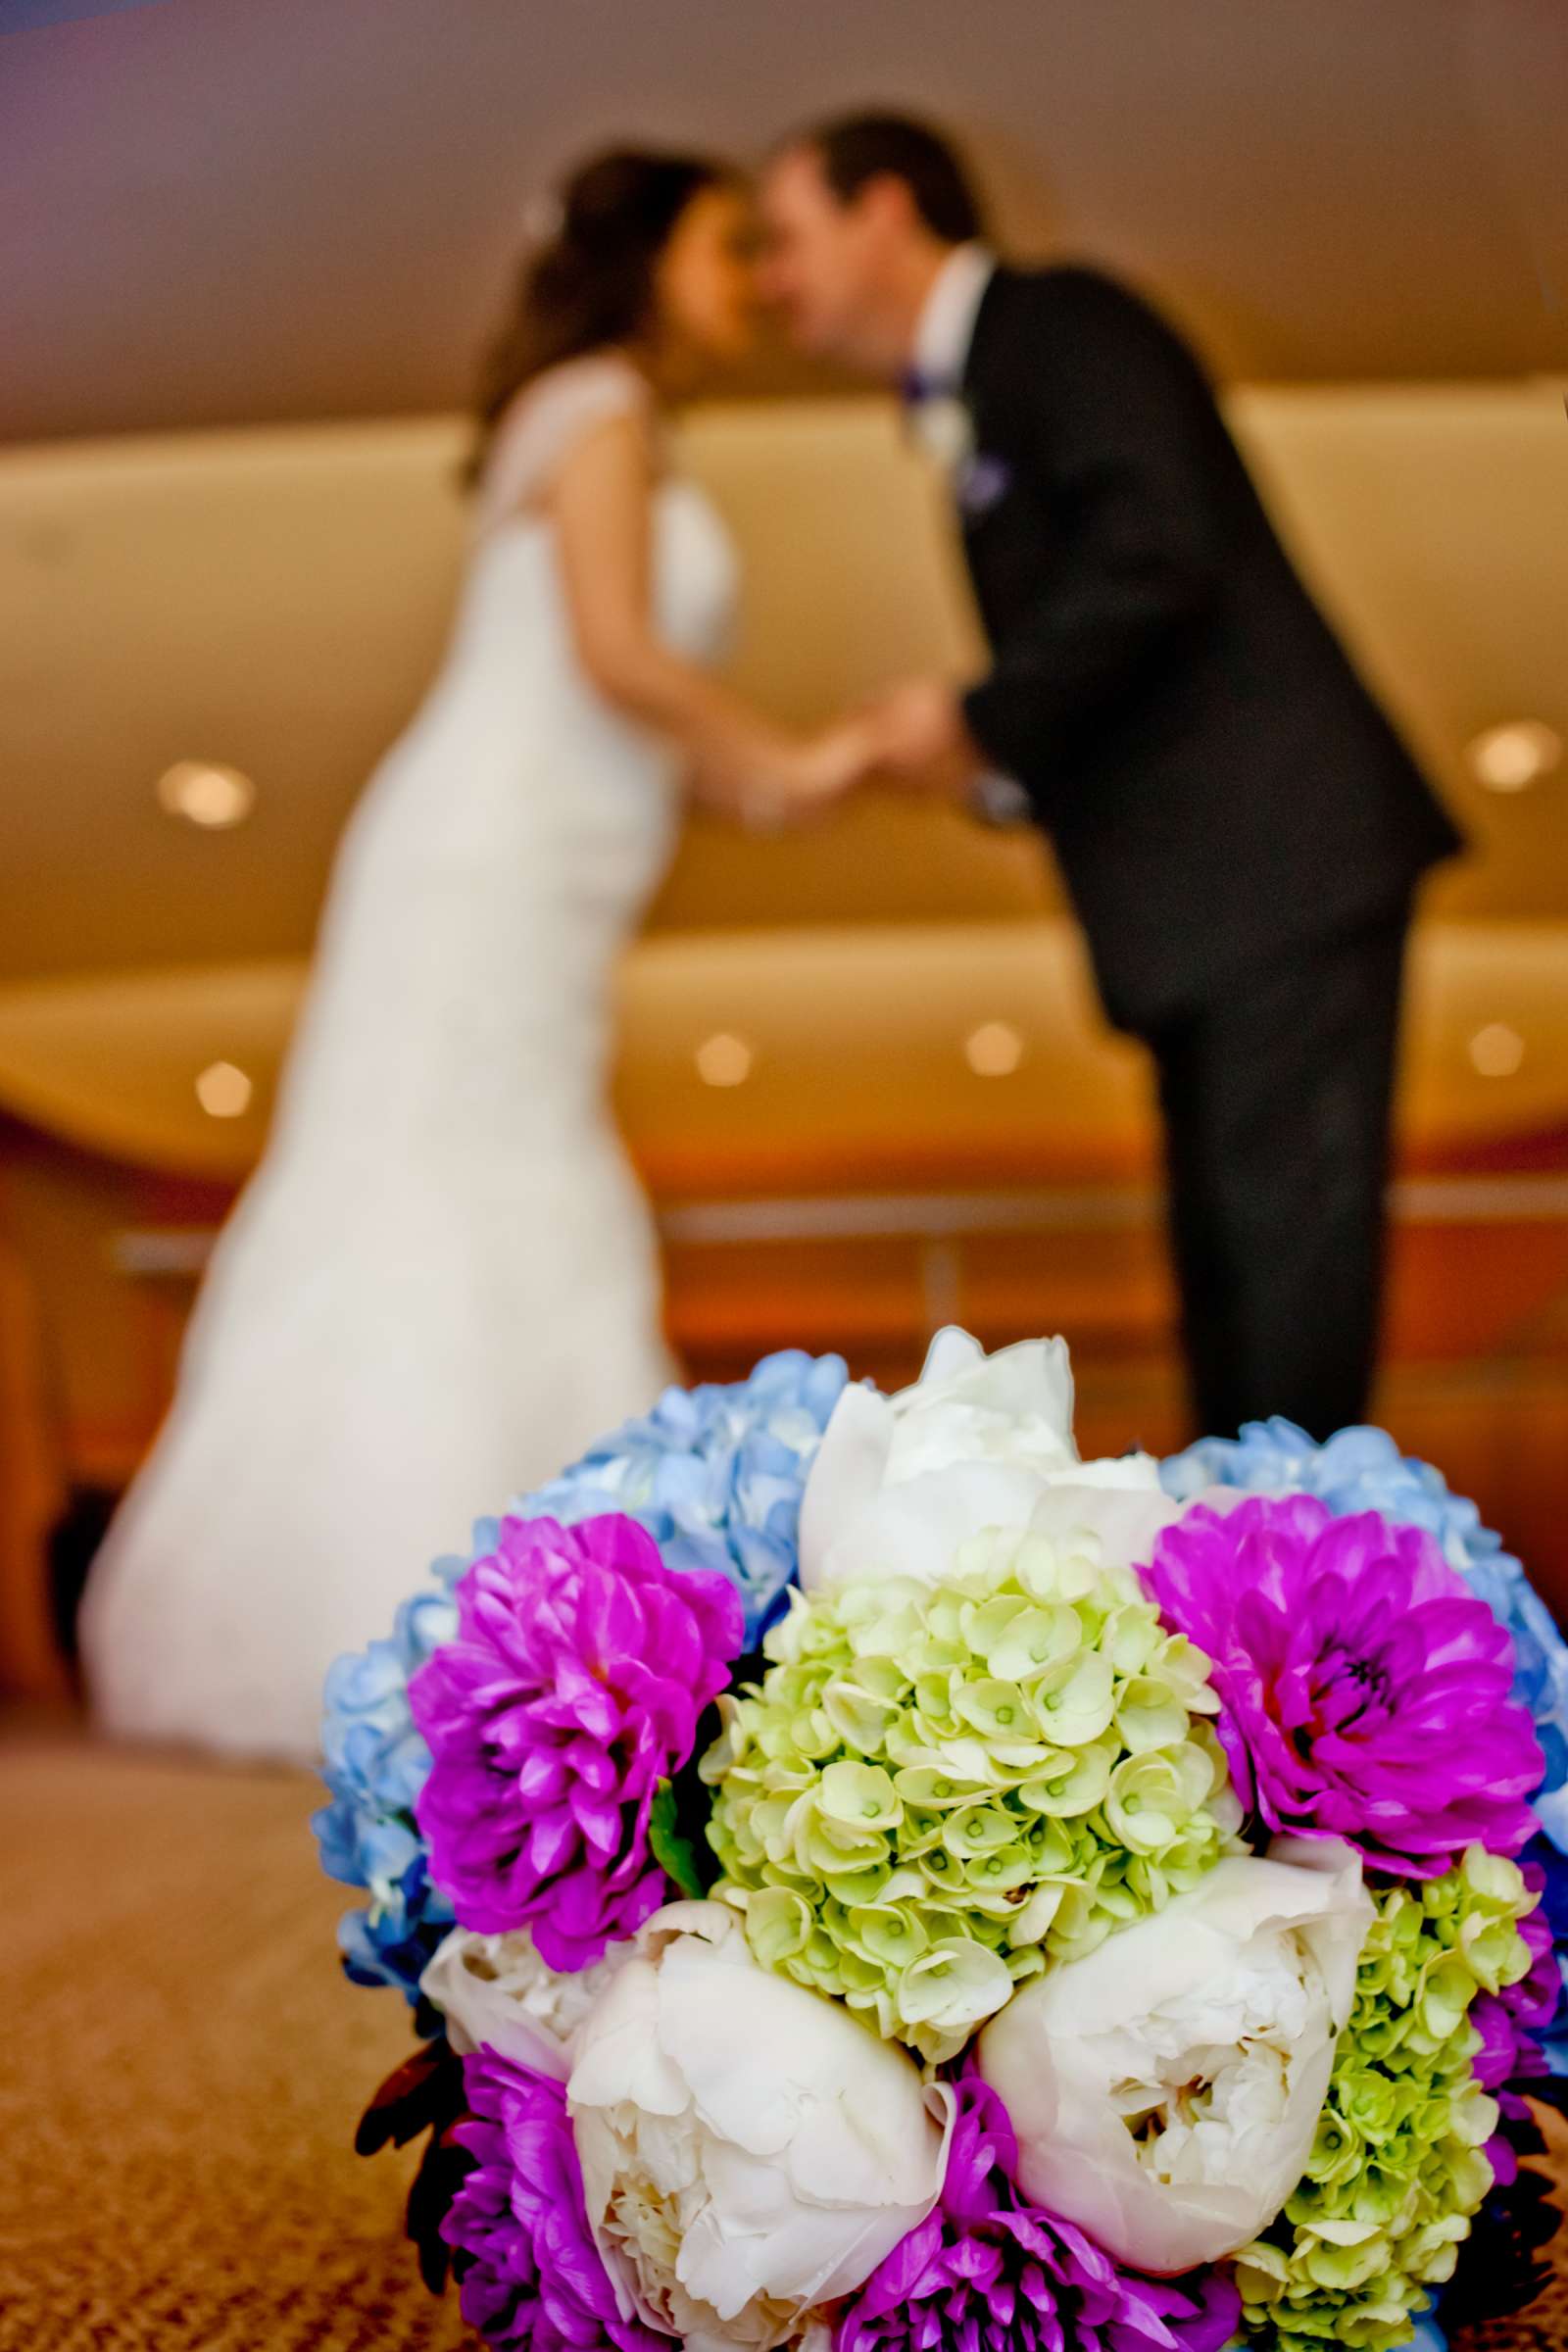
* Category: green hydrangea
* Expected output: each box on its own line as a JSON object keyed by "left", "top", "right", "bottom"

{"left": 1234, "top": 1846, "right": 1539, "bottom": 2351}
{"left": 702, "top": 1523, "right": 1241, "bottom": 2060}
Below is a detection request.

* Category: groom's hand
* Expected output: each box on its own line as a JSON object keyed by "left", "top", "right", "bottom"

{"left": 862, "top": 679, "right": 983, "bottom": 796}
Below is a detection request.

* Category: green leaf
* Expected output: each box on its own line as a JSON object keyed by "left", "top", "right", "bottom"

{"left": 649, "top": 1778, "right": 709, "bottom": 1901}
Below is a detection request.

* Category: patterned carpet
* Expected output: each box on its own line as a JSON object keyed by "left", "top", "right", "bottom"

{"left": 6, "top": 1720, "right": 1566, "bottom": 2351}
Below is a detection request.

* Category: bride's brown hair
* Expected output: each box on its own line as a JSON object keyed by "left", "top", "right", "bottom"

{"left": 467, "top": 148, "right": 730, "bottom": 485}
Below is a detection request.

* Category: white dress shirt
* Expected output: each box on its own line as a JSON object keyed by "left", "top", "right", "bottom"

{"left": 912, "top": 241, "right": 997, "bottom": 393}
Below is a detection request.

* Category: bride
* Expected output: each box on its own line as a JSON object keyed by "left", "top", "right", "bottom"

{"left": 83, "top": 149, "right": 879, "bottom": 1761}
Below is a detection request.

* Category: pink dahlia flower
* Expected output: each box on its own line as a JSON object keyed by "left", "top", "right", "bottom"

{"left": 410, "top": 1513, "right": 742, "bottom": 1970}
{"left": 1144, "top": 1495, "right": 1543, "bottom": 1876}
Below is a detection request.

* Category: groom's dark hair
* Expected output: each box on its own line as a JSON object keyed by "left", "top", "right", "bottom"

{"left": 793, "top": 113, "right": 985, "bottom": 245}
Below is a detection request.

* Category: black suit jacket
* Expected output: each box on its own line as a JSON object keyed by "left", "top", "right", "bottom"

{"left": 956, "top": 265, "right": 1462, "bottom": 1034}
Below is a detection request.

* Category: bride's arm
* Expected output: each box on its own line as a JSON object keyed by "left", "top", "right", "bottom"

{"left": 549, "top": 411, "right": 871, "bottom": 821}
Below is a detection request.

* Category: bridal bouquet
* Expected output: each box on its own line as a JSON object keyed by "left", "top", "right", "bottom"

{"left": 315, "top": 1334, "right": 1568, "bottom": 2352}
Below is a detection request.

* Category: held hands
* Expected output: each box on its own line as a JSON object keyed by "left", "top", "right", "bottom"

{"left": 701, "top": 679, "right": 981, "bottom": 832}
{"left": 721, "top": 712, "right": 890, "bottom": 833}
{"left": 740, "top": 680, "right": 983, "bottom": 829}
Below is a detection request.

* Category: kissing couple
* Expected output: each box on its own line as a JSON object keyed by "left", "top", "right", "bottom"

{"left": 83, "top": 113, "right": 1457, "bottom": 1762}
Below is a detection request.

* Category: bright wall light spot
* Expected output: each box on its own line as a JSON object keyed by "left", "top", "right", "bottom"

{"left": 964, "top": 1020, "right": 1025, "bottom": 1078}
{"left": 157, "top": 760, "right": 256, "bottom": 828}
{"left": 1466, "top": 721, "right": 1561, "bottom": 794}
{"left": 195, "top": 1060, "right": 254, "bottom": 1117}
{"left": 1468, "top": 1023, "right": 1525, "bottom": 1079}
{"left": 696, "top": 1033, "right": 754, "bottom": 1088}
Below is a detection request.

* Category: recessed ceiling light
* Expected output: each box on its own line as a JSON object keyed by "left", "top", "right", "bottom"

{"left": 1468, "top": 1023, "right": 1525, "bottom": 1079}
{"left": 696, "top": 1033, "right": 754, "bottom": 1088}
{"left": 1466, "top": 721, "right": 1561, "bottom": 794}
{"left": 157, "top": 760, "right": 256, "bottom": 828}
{"left": 964, "top": 1020, "right": 1025, "bottom": 1078}
{"left": 195, "top": 1060, "right": 254, "bottom": 1117}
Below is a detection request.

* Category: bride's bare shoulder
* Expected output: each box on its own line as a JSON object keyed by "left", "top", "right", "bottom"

{"left": 509, "top": 352, "right": 651, "bottom": 429}
{"left": 475, "top": 356, "right": 653, "bottom": 527}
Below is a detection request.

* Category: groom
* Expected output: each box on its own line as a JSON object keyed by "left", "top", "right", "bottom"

{"left": 760, "top": 112, "right": 1462, "bottom": 1444}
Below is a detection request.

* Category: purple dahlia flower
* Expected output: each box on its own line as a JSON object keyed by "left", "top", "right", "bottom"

{"left": 443, "top": 2049, "right": 662, "bottom": 2352}
{"left": 410, "top": 1512, "right": 742, "bottom": 1970}
{"left": 835, "top": 2080, "right": 1239, "bottom": 2352}
{"left": 1473, "top": 1864, "right": 1559, "bottom": 2174}
{"left": 1145, "top": 1495, "right": 1544, "bottom": 1877}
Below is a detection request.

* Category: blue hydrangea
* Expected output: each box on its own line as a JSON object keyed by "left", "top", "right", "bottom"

{"left": 312, "top": 1353, "right": 850, "bottom": 1998}
{"left": 311, "top": 1581, "right": 463, "bottom": 2006}
{"left": 1162, "top": 1418, "right": 1568, "bottom": 1855}
{"left": 336, "top": 1850, "right": 454, "bottom": 1999}
{"left": 517, "top": 1348, "right": 851, "bottom": 1645}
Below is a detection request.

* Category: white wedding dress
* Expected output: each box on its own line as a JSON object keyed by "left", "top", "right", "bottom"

{"left": 83, "top": 358, "right": 735, "bottom": 1761}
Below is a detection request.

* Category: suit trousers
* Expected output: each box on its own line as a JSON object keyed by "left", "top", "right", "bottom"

{"left": 1147, "top": 906, "right": 1410, "bottom": 1443}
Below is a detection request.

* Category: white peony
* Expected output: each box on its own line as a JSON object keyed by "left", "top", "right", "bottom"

{"left": 977, "top": 1837, "right": 1372, "bottom": 2273}
{"left": 419, "top": 1925, "right": 632, "bottom": 2080}
{"left": 799, "top": 1326, "right": 1183, "bottom": 1594}
{"left": 567, "top": 1900, "right": 952, "bottom": 2352}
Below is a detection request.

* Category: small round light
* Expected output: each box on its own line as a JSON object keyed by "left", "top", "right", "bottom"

{"left": 195, "top": 1060, "right": 254, "bottom": 1117}
{"left": 157, "top": 760, "right": 256, "bottom": 828}
{"left": 696, "top": 1033, "right": 754, "bottom": 1088}
{"left": 964, "top": 1020, "right": 1025, "bottom": 1078}
{"left": 1467, "top": 1023, "right": 1525, "bottom": 1079}
{"left": 1466, "top": 721, "right": 1561, "bottom": 794}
